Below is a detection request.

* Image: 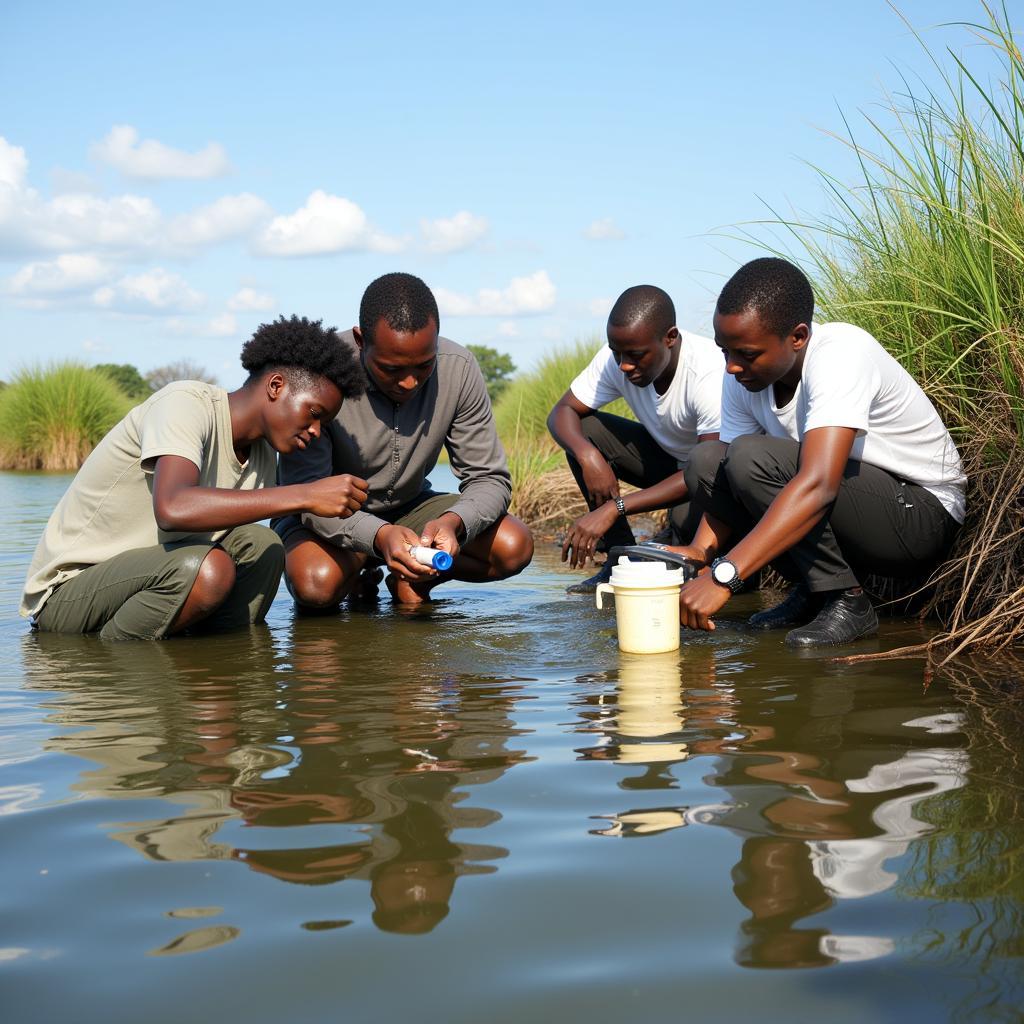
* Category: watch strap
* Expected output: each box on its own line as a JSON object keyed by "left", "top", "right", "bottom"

{"left": 614, "top": 497, "right": 626, "bottom": 517}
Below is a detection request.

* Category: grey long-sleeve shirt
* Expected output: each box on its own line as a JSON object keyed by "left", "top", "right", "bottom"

{"left": 276, "top": 331, "right": 512, "bottom": 554}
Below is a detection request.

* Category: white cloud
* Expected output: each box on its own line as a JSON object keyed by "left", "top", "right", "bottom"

{"left": 435, "top": 270, "right": 556, "bottom": 317}
{"left": 419, "top": 211, "right": 488, "bottom": 254}
{"left": 0, "top": 167, "right": 162, "bottom": 258}
{"left": 589, "top": 297, "right": 612, "bottom": 317}
{"left": 93, "top": 269, "right": 205, "bottom": 313}
{"left": 255, "top": 190, "right": 404, "bottom": 257}
{"left": 207, "top": 312, "right": 237, "bottom": 336}
{"left": 82, "top": 338, "right": 111, "bottom": 354}
{"left": 584, "top": 217, "right": 626, "bottom": 241}
{"left": 167, "top": 193, "right": 271, "bottom": 249}
{"left": 0, "top": 137, "right": 28, "bottom": 190}
{"left": 167, "top": 312, "right": 239, "bottom": 338}
{"left": 50, "top": 168, "right": 101, "bottom": 196}
{"left": 496, "top": 321, "right": 519, "bottom": 337}
{"left": 9, "top": 253, "right": 110, "bottom": 296}
{"left": 91, "top": 125, "right": 230, "bottom": 180}
{"left": 227, "top": 286, "right": 274, "bottom": 312}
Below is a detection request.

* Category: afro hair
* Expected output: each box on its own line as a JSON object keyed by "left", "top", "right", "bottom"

{"left": 716, "top": 258, "right": 815, "bottom": 339}
{"left": 240, "top": 315, "right": 366, "bottom": 397}
{"left": 359, "top": 272, "right": 439, "bottom": 344}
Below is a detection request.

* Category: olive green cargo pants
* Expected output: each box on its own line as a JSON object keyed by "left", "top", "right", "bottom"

{"left": 35, "top": 524, "right": 285, "bottom": 641}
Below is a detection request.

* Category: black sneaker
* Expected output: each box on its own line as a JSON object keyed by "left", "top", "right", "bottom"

{"left": 785, "top": 589, "right": 878, "bottom": 647}
{"left": 566, "top": 561, "right": 613, "bottom": 594}
{"left": 748, "top": 584, "right": 819, "bottom": 630}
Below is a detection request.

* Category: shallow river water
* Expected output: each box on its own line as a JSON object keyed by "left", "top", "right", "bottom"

{"left": 1, "top": 469, "right": 1021, "bottom": 1023}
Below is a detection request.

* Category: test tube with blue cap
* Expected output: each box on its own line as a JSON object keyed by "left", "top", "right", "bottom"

{"left": 409, "top": 545, "right": 454, "bottom": 571}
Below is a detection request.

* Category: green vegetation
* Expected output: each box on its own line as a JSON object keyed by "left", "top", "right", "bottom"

{"left": 766, "top": 4, "right": 1024, "bottom": 658}
{"left": 0, "top": 362, "right": 131, "bottom": 471}
{"left": 494, "top": 336, "right": 633, "bottom": 528}
{"left": 94, "top": 363, "right": 153, "bottom": 401}
{"left": 467, "top": 344, "right": 516, "bottom": 403}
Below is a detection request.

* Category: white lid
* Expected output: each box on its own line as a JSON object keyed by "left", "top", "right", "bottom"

{"left": 608, "top": 556, "right": 685, "bottom": 588}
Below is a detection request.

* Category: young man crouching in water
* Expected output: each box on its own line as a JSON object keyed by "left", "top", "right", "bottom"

{"left": 20, "top": 316, "right": 368, "bottom": 640}
{"left": 674, "top": 258, "right": 965, "bottom": 647}
{"left": 275, "top": 272, "right": 533, "bottom": 608}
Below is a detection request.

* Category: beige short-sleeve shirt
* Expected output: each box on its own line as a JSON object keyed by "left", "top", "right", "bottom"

{"left": 20, "top": 381, "right": 276, "bottom": 618}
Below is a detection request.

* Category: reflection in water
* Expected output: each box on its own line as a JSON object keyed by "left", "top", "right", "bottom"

{"left": 574, "top": 647, "right": 989, "bottom": 971}
{"left": 713, "top": 682, "right": 968, "bottom": 970}
{"left": 21, "top": 626, "right": 531, "bottom": 935}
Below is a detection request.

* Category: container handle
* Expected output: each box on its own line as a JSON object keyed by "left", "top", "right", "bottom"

{"left": 595, "top": 583, "right": 614, "bottom": 610}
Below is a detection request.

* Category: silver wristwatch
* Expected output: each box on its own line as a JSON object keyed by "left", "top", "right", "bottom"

{"left": 613, "top": 497, "right": 626, "bottom": 517}
{"left": 710, "top": 557, "right": 744, "bottom": 594}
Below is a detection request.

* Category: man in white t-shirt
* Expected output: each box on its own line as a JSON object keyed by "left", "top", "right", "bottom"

{"left": 21, "top": 316, "right": 369, "bottom": 640}
{"left": 547, "top": 285, "right": 722, "bottom": 591}
{"left": 674, "top": 258, "right": 965, "bottom": 646}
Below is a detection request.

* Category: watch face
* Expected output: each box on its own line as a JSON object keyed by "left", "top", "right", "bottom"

{"left": 713, "top": 560, "right": 737, "bottom": 584}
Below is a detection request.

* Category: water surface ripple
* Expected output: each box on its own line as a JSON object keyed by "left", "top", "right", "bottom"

{"left": 1, "top": 470, "right": 1021, "bottom": 1023}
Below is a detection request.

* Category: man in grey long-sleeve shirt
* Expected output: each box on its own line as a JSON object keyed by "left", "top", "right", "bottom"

{"left": 274, "top": 272, "right": 534, "bottom": 606}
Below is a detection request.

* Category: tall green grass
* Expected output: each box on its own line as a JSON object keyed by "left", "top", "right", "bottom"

{"left": 761, "top": 3, "right": 1024, "bottom": 659}
{"left": 0, "top": 363, "right": 131, "bottom": 470}
{"left": 494, "top": 337, "right": 634, "bottom": 529}
{"left": 493, "top": 336, "right": 634, "bottom": 442}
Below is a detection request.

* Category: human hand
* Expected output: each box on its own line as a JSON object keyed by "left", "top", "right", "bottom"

{"left": 303, "top": 475, "right": 369, "bottom": 518}
{"left": 678, "top": 573, "right": 731, "bottom": 631}
{"left": 580, "top": 451, "right": 619, "bottom": 507}
{"left": 561, "top": 502, "right": 618, "bottom": 568}
{"left": 374, "top": 524, "right": 436, "bottom": 581}
{"left": 665, "top": 543, "right": 714, "bottom": 568}
{"left": 418, "top": 515, "right": 462, "bottom": 558}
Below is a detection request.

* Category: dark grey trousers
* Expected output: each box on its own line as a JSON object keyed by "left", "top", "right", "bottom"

{"left": 684, "top": 436, "right": 959, "bottom": 593}
{"left": 565, "top": 411, "right": 702, "bottom": 548}
{"left": 35, "top": 524, "right": 285, "bottom": 640}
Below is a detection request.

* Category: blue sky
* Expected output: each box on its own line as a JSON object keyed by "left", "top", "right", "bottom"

{"left": 0, "top": 1, "right": 992, "bottom": 386}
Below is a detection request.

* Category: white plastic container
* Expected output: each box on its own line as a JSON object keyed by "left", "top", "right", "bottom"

{"left": 595, "top": 557, "right": 685, "bottom": 654}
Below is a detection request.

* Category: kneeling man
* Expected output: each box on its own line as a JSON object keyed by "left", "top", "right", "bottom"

{"left": 548, "top": 285, "right": 722, "bottom": 591}
{"left": 677, "top": 258, "right": 966, "bottom": 646}
{"left": 21, "top": 316, "right": 368, "bottom": 640}
{"left": 275, "top": 272, "right": 534, "bottom": 607}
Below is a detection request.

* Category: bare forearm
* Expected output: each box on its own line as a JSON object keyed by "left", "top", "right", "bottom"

{"left": 726, "top": 477, "right": 834, "bottom": 578}
{"left": 155, "top": 483, "right": 314, "bottom": 532}
{"left": 619, "top": 471, "right": 687, "bottom": 516}
{"left": 547, "top": 405, "right": 600, "bottom": 461}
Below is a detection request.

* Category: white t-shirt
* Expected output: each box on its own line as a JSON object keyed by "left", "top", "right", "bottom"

{"left": 569, "top": 331, "right": 722, "bottom": 465}
{"left": 21, "top": 381, "right": 277, "bottom": 618}
{"left": 719, "top": 322, "right": 966, "bottom": 522}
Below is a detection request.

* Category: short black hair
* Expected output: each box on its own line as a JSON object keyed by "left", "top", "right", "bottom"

{"left": 240, "top": 315, "right": 366, "bottom": 397}
{"left": 716, "top": 258, "right": 814, "bottom": 338}
{"left": 359, "top": 272, "right": 439, "bottom": 345}
{"left": 608, "top": 285, "right": 676, "bottom": 339}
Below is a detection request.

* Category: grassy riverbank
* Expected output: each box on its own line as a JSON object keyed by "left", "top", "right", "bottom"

{"left": 0, "top": 363, "right": 131, "bottom": 471}
{"left": 497, "top": 7, "right": 1024, "bottom": 659}
{"left": 493, "top": 338, "right": 635, "bottom": 532}
{"left": 782, "top": 6, "right": 1024, "bottom": 660}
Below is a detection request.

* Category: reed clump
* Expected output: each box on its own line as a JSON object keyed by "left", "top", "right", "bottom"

{"left": 774, "top": 4, "right": 1024, "bottom": 661}
{"left": 0, "top": 363, "right": 131, "bottom": 471}
{"left": 495, "top": 338, "right": 633, "bottom": 533}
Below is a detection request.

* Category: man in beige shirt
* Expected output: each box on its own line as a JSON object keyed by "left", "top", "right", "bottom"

{"left": 21, "top": 316, "right": 368, "bottom": 640}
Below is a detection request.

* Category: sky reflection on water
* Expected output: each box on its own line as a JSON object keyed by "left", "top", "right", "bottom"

{"left": 1, "top": 470, "right": 1022, "bottom": 1023}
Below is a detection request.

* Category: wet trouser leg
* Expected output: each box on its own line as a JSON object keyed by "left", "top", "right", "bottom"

{"left": 35, "top": 524, "right": 284, "bottom": 640}
{"left": 684, "top": 436, "right": 959, "bottom": 592}
{"left": 565, "top": 411, "right": 699, "bottom": 548}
